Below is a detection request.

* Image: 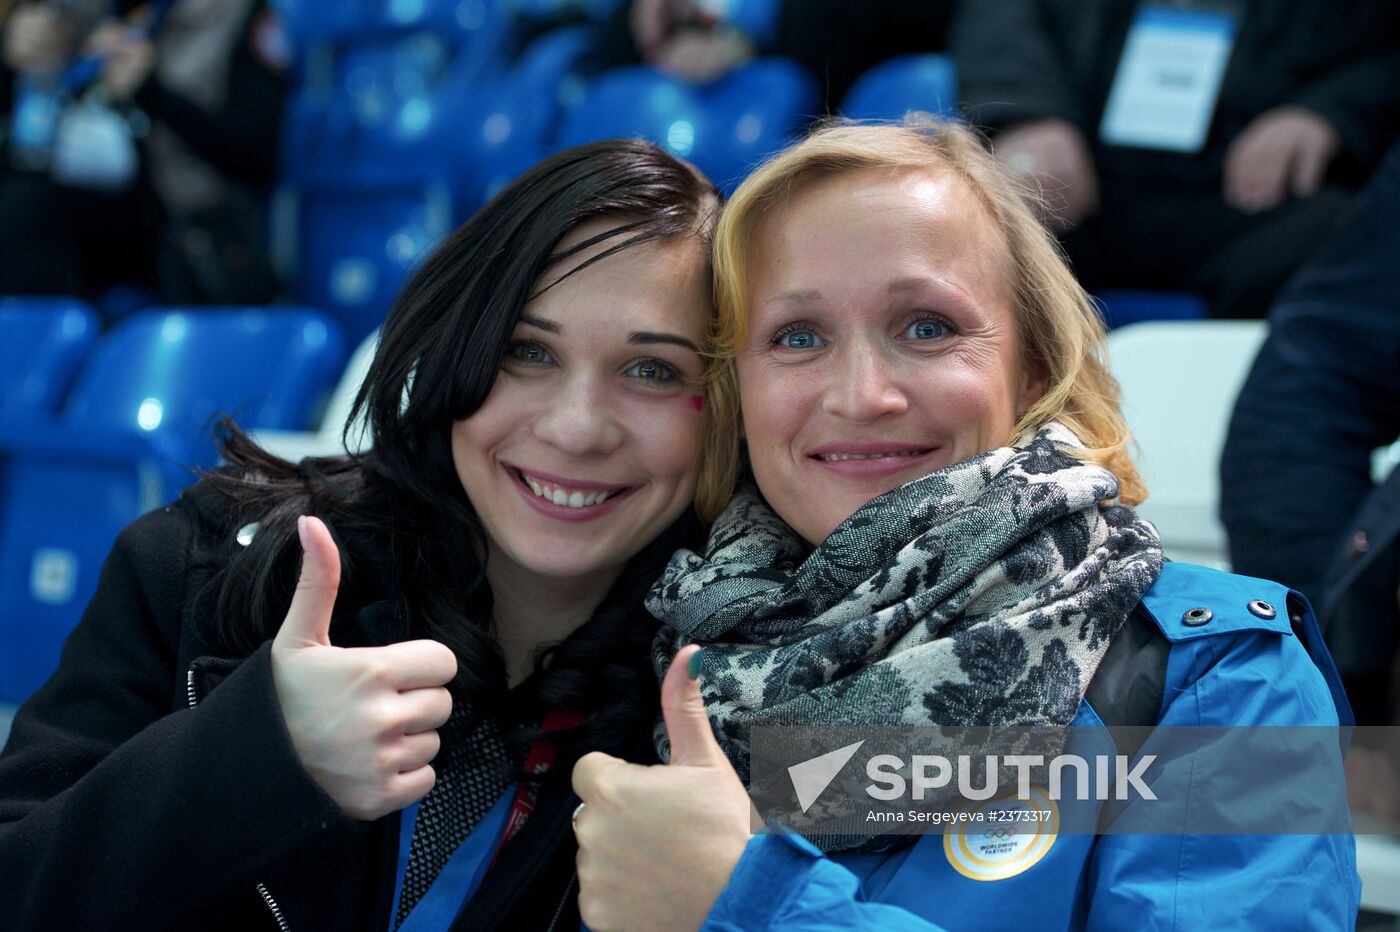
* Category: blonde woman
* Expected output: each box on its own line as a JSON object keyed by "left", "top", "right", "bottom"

{"left": 570, "top": 120, "right": 1357, "bottom": 931}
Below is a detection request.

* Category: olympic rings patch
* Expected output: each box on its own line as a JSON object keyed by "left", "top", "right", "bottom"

{"left": 943, "top": 786, "right": 1058, "bottom": 881}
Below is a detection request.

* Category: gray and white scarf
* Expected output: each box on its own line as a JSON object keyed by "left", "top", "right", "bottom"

{"left": 647, "top": 423, "right": 1163, "bottom": 785}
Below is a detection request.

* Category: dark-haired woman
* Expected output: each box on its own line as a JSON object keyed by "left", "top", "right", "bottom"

{"left": 0, "top": 138, "right": 722, "bottom": 931}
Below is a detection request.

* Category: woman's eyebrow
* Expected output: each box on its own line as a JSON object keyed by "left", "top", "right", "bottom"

{"left": 518, "top": 314, "right": 562, "bottom": 333}
{"left": 764, "top": 289, "right": 823, "bottom": 307}
{"left": 629, "top": 331, "right": 700, "bottom": 353}
{"left": 888, "top": 276, "right": 979, "bottom": 311}
{"left": 521, "top": 315, "right": 698, "bottom": 352}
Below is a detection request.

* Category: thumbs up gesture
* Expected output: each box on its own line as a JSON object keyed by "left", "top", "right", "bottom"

{"left": 572, "top": 645, "right": 754, "bottom": 932}
{"left": 270, "top": 516, "right": 457, "bottom": 821}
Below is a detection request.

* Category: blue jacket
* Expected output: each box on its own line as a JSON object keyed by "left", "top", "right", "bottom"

{"left": 704, "top": 562, "right": 1359, "bottom": 931}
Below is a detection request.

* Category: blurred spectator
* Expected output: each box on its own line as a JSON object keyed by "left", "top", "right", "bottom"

{"left": 606, "top": 0, "right": 955, "bottom": 107}
{"left": 1221, "top": 140, "right": 1400, "bottom": 724}
{"left": 0, "top": 0, "right": 287, "bottom": 305}
{"left": 956, "top": 0, "right": 1400, "bottom": 317}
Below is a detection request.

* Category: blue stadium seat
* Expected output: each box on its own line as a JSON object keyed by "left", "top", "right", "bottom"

{"left": 558, "top": 66, "right": 710, "bottom": 160}
{"left": 282, "top": 30, "right": 462, "bottom": 175}
{"left": 693, "top": 58, "right": 819, "bottom": 193}
{"left": 93, "top": 285, "right": 160, "bottom": 326}
{"left": 274, "top": 0, "right": 497, "bottom": 47}
{"left": 279, "top": 15, "right": 568, "bottom": 336}
{"left": 276, "top": 173, "right": 453, "bottom": 344}
{"left": 446, "top": 24, "right": 597, "bottom": 211}
{"left": 560, "top": 59, "right": 817, "bottom": 194}
{"left": 278, "top": 0, "right": 526, "bottom": 175}
{"left": 0, "top": 308, "right": 345, "bottom": 703}
{"left": 841, "top": 53, "right": 959, "bottom": 121}
{"left": 1094, "top": 290, "right": 1209, "bottom": 329}
{"left": 0, "top": 297, "right": 98, "bottom": 414}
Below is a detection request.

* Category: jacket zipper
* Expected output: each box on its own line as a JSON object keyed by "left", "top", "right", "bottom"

{"left": 186, "top": 667, "right": 292, "bottom": 932}
{"left": 544, "top": 870, "right": 577, "bottom": 932}
{"left": 256, "top": 882, "right": 291, "bottom": 932}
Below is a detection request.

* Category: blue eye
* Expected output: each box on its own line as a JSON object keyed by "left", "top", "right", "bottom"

{"left": 506, "top": 341, "right": 554, "bottom": 365}
{"left": 905, "top": 319, "right": 948, "bottom": 340}
{"left": 626, "top": 358, "right": 677, "bottom": 382}
{"left": 774, "top": 329, "right": 823, "bottom": 350}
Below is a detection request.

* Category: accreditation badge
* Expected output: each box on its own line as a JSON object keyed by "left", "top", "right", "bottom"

{"left": 944, "top": 786, "right": 1059, "bottom": 882}
{"left": 1099, "top": 3, "right": 1241, "bottom": 153}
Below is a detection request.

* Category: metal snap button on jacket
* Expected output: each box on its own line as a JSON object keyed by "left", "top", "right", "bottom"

{"left": 1247, "top": 599, "right": 1277, "bottom": 619}
{"left": 1182, "top": 607, "right": 1213, "bottom": 626}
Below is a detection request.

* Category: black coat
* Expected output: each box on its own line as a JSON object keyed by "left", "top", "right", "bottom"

{"left": 955, "top": 0, "right": 1400, "bottom": 186}
{"left": 1221, "top": 141, "right": 1400, "bottom": 722}
{"left": 0, "top": 479, "right": 583, "bottom": 931}
{"left": 595, "top": 0, "right": 956, "bottom": 111}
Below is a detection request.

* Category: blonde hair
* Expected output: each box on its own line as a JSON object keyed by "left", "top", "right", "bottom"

{"left": 693, "top": 117, "right": 1144, "bottom": 522}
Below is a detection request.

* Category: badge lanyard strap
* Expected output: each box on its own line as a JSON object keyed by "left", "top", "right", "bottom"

{"left": 492, "top": 706, "right": 585, "bottom": 866}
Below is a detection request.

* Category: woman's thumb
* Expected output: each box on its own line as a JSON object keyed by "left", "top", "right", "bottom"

{"left": 275, "top": 515, "right": 341, "bottom": 648}
{"left": 661, "top": 645, "right": 724, "bottom": 767}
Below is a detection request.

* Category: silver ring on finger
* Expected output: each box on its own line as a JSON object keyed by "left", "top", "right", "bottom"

{"left": 572, "top": 801, "right": 586, "bottom": 832}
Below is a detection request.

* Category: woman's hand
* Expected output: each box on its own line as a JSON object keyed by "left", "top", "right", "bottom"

{"left": 572, "top": 645, "right": 753, "bottom": 932}
{"left": 84, "top": 20, "right": 156, "bottom": 101}
{"left": 270, "top": 515, "right": 457, "bottom": 821}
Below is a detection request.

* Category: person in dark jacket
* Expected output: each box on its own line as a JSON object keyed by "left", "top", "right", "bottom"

{"left": 0, "top": 138, "right": 722, "bottom": 931}
{"left": 604, "top": 0, "right": 955, "bottom": 109}
{"left": 955, "top": 0, "right": 1400, "bottom": 317}
{"left": 1222, "top": 139, "right": 1400, "bottom": 725}
{"left": 0, "top": 0, "right": 286, "bottom": 303}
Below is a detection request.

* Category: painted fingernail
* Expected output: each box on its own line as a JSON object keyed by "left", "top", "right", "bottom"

{"left": 296, "top": 515, "right": 308, "bottom": 551}
{"left": 687, "top": 648, "right": 705, "bottom": 681}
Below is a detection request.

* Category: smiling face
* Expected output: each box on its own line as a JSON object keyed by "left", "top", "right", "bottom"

{"left": 451, "top": 218, "right": 710, "bottom": 584}
{"left": 737, "top": 167, "right": 1044, "bottom": 547}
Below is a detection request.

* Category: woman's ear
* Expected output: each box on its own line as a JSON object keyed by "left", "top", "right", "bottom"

{"left": 1016, "top": 359, "right": 1049, "bottom": 417}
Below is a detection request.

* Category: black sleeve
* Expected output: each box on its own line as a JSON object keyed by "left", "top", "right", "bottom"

{"left": 130, "top": 7, "right": 285, "bottom": 185}
{"left": 1281, "top": 2, "right": 1400, "bottom": 172}
{"left": 1291, "top": 57, "right": 1400, "bottom": 172}
{"left": 1219, "top": 141, "right": 1400, "bottom": 608}
{"left": 0, "top": 505, "right": 345, "bottom": 931}
{"left": 952, "top": 0, "right": 1085, "bottom": 132}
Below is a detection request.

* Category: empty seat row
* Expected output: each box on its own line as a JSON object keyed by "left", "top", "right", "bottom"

{"left": 0, "top": 302, "right": 346, "bottom": 702}
{"left": 281, "top": 42, "right": 1209, "bottom": 345}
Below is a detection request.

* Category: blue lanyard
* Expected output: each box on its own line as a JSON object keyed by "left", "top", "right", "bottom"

{"left": 388, "top": 786, "right": 517, "bottom": 932}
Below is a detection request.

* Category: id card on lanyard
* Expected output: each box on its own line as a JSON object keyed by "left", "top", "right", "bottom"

{"left": 1099, "top": 2, "right": 1242, "bottom": 153}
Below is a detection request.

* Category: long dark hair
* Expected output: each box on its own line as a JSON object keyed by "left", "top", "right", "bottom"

{"left": 202, "top": 138, "right": 719, "bottom": 767}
